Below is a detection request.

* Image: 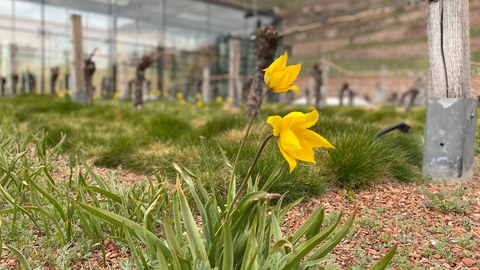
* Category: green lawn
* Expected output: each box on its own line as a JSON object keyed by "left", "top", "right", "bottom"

{"left": 1, "top": 95, "right": 426, "bottom": 197}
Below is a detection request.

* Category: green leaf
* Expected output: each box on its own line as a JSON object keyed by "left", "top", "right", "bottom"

{"left": 0, "top": 184, "right": 39, "bottom": 226}
{"left": 5, "top": 245, "right": 31, "bottom": 270}
{"left": 283, "top": 211, "right": 343, "bottom": 269}
{"left": 0, "top": 206, "right": 39, "bottom": 215}
{"left": 28, "top": 175, "right": 66, "bottom": 221}
{"left": 84, "top": 186, "right": 122, "bottom": 203}
{"left": 307, "top": 208, "right": 357, "bottom": 261}
{"left": 222, "top": 221, "right": 234, "bottom": 270}
{"left": 291, "top": 207, "right": 324, "bottom": 244}
{"left": 124, "top": 225, "right": 148, "bottom": 270}
{"left": 76, "top": 201, "right": 171, "bottom": 257}
{"left": 176, "top": 178, "right": 208, "bottom": 262}
{"left": 260, "top": 163, "right": 284, "bottom": 191}
{"left": 370, "top": 244, "right": 397, "bottom": 270}
{"left": 163, "top": 213, "right": 189, "bottom": 269}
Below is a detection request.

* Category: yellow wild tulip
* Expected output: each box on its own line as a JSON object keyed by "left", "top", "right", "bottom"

{"left": 176, "top": 92, "right": 183, "bottom": 100}
{"left": 267, "top": 109, "right": 333, "bottom": 172}
{"left": 216, "top": 96, "right": 223, "bottom": 103}
{"left": 197, "top": 101, "right": 204, "bottom": 107}
{"left": 263, "top": 52, "right": 301, "bottom": 93}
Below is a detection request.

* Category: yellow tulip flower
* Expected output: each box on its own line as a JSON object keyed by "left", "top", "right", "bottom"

{"left": 216, "top": 96, "right": 223, "bottom": 103}
{"left": 176, "top": 92, "right": 183, "bottom": 100}
{"left": 197, "top": 101, "right": 204, "bottom": 107}
{"left": 267, "top": 109, "right": 333, "bottom": 172}
{"left": 263, "top": 52, "right": 301, "bottom": 93}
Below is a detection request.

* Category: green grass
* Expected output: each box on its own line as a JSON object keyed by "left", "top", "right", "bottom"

{"left": 3, "top": 94, "right": 479, "bottom": 269}
{"left": 0, "top": 95, "right": 426, "bottom": 198}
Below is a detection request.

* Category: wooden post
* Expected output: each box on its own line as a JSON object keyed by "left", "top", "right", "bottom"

{"left": 156, "top": 46, "right": 164, "bottom": 99}
{"left": 84, "top": 49, "right": 96, "bottom": 104}
{"left": 321, "top": 58, "right": 329, "bottom": 107}
{"left": 10, "top": 45, "right": 17, "bottom": 95}
{"left": 133, "top": 54, "right": 154, "bottom": 109}
{"left": 228, "top": 38, "right": 240, "bottom": 105}
{"left": 423, "top": 0, "right": 477, "bottom": 182}
{"left": 202, "top": 66, "right": 210, "bottom": 102}
{"left": 375, "top": 65, "right": 387, "bottom": 104}
{"left": 71, "top": 14, "right": 85, "bottom": 103}
{"left": 311, "top": 63, "right": 323, "bottom": 110}
{"left": 50, "top": 67, "right": 59, "bottom": 95}
{"left": 120, "top": 61, "right": 128, "bottom": 99}
{"left": 245, "top": 26, "right": 281, "bottom": 117}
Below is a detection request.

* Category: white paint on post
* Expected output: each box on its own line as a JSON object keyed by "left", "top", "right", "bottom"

{"left": 71, "top": 14, "right": 85, "bottom": 103}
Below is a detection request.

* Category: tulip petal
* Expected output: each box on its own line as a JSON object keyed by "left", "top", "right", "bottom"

{"left": 281, "top": 111, "right": 312, "bottom": 130}
{"left": 284, "top": 64, "right": 301, "bottom": 85}
{"left": 266, "top": 115, "right": 282, "bottom": 136}
{"left": 289, "top": 85, "right": 300, "bottom": 93}
{"left": 278, "top": 141, "right": 297, "bottom": 172}
{"left": 264, "top": 71, "right": 272, "bottom": 88}
{"left": 278, "top": 113, "right": 303, "bottom": 134}
{"left": 279, "top": 128, "right": 302, "bottom": 151}
{"left": 290, "top": 139, "right": 316, "bottom": 163}
{"left": 294, "top": 129, "right": 334, "bottom": 149}
{"left": 294, "top": 110, "right": 319, "bottom": 129}
{"left": 264, "top": 52, "right": 288, "bottom": 74}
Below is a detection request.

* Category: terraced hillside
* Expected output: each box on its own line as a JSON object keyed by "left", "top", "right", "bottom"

{"left": 279, "top": 0, "right": 480, "bottom": 98}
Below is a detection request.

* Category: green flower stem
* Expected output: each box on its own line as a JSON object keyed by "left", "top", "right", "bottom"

{"left": 228, "top": 90, "right": 269, "bottom": 199}
{"left": 235, "top": 133, "right": 274, "bottom": 199}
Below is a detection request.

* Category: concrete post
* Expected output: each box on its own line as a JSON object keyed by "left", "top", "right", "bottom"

{"left": 422, "top": 0, "right": 477, "bottom": 182}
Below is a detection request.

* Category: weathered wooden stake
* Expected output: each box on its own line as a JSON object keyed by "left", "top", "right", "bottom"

{"left": 84, "top": 49, "right": 97, "bottom": 104}
{"left": 228, "top": 38, "right": 241, "bottom": 105}
{"left": 311, "top": 63, "right": 323, "bottom": 110}
{"left": 1, "top": 77, "right": 6, "bottom": 96}
{"left": 321, "top": 58, "right": 329, "bottom": 107}
{"left": 423, "top": 0, "right": 477, "bottom": 182}
{"left": 50, "top": 67, "right": 59, "bottom": 95}
{"left": 10, "top": 45, "right": 18, "bottom": 95}
{"left": 71, "top": 14, "right": 85, "bottom": 103}
{"left": 202, "top": 66, "right": 210, "bottom": 102}
{"left": 245, "top": 26, "right": 281, "bottom": 117}
{"left": 134, "top": 54, "right": 154, "bottom": 109}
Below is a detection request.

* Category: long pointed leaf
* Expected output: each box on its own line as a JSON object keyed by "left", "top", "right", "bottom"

{"left": 76, "top": 202, "right": 171, "bottom": 256}
{"left": 283, "top": 211, "right": 343, "bottom": 269}
{"left": 5, "top": 245, "right": 31, "bottom": 270}
{"left": 307, "top": 208, "right": 357, "bottom": 261}
{"left": 371, "top": 244, "right": 397, "bottom": 270}
{"left": 222, "top": 221, "right": 233, "bottom": 270}
{"left": 176, "top": 178, "right": 208, "bottom": 262}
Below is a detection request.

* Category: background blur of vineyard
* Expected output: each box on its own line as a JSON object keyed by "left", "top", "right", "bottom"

{"left": 0, "top": 0, "right": 479, "bottom": 104}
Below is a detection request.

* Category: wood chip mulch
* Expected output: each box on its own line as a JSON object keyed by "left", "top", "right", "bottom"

{"left": 284, "top": 179, "right": 480, "bottom": 269}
